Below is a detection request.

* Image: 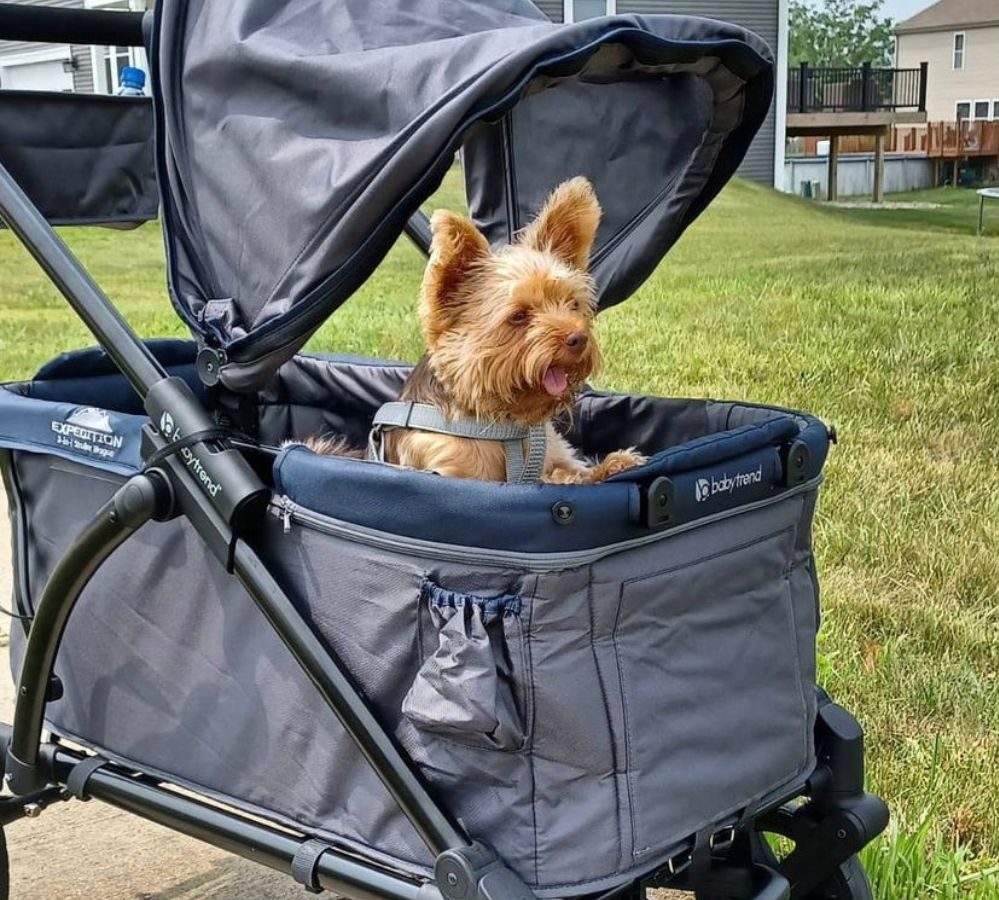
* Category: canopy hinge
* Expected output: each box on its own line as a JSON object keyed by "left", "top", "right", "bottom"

{"left": 196, "top": 345, "right": 227, "bottom": 387}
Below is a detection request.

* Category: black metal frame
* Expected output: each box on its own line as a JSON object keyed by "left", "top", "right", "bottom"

{"left": 0, "top": 6, "right": 886, "bottom": 900}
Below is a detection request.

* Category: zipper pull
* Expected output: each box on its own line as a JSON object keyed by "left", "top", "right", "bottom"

{"left": 271, "top": 497, "right": 294, "bottom": 533}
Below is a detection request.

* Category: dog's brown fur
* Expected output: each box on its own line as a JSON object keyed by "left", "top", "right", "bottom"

{"left": 305, "top": 177, "right": 644, "bottom": 483}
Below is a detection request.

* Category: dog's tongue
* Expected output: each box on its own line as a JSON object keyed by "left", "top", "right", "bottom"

{"left": 542, "top": 367, "right": 569, "bottom": 396}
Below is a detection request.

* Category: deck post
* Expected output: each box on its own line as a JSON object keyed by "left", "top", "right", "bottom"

{"left": 861, "top": 62, "right": 872, "bottom": 112}
{"left": 798, "top": 61, "right": 808, "bottom": 113}
{"left": 828, "top": 134, "right": 839, "bottom": 202}
{"left": 918, "top": 62, "right": 929, "bottom": 112}
{"left": 873, "top": 129, "right": 886, "bottom": 203}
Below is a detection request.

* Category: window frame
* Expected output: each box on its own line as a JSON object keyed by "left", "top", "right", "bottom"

{"left": 953, "top": 32, "right": 966, "bottom": 70}
{"left": 87, "top": 0, "right": 149, "bottom": 94}
{"left": 973, "top": 99, "right": 991, "bottom": 121}
{"left": 563, "top": 0, "right": 616, "bottom": 24}
{"left": 956, "top": 101, "right": 972, "bottom": 121}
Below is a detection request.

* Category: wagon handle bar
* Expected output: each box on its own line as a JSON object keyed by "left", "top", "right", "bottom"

{"left": 0, "top": 3, "right": 145, "bottom": 47}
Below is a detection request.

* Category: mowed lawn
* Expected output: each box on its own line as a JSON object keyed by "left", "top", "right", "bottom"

{"left": 1, "top": 176, "right": 997, "bottom": 898}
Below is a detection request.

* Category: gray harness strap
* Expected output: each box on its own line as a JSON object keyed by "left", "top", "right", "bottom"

{"left": 370, "top": 401, "right": 547, "bottom": 483}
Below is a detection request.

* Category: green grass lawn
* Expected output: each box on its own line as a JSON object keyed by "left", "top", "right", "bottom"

{"left": 1, "top": 176, "right": 997, "bottom": 898}
{"left": 827, "top": 185, "right": 999, "bottom": 238}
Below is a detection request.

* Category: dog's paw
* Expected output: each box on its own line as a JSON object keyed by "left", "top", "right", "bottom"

{"left": 591, "top": 448, "right": 647, "bottom": 482}
{"left": 544, "top": 464, "right": 590, "bottom": 485}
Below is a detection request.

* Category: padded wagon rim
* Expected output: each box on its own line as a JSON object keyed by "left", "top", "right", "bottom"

{"left": 0, "top": 341, "right": 830, "bottom": 553}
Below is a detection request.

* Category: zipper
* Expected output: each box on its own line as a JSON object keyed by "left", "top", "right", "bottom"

{"left": 270, "top": 476, "right": 822, "bottom": 573}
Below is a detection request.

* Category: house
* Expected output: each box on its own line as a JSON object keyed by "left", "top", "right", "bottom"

{"left": 537, "top": 1, "right": 788, "bottom": 187}
{"left": 0, "top": 0, "right": 788, "bottom": 186}
{"left": 0, "top": 0, "right": 152, "bottom": 94}
{"left": 895, "top": 0, "right": 999, "bottom": 122}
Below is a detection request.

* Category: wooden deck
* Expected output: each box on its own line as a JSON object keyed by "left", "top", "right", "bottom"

{"left": 895, "top": 121, "right": 999, "bottom": 159}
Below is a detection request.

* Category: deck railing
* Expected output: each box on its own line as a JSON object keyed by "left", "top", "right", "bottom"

{"left": 895, "top": 121, "right": 999, "bottom": 157}
{"left": 788, "top": 62, "right": 928, "bottom": 113}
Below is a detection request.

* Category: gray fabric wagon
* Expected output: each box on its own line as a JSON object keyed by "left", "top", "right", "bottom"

{"left": 0, "top": 3, "right": 888, "bottom": 900}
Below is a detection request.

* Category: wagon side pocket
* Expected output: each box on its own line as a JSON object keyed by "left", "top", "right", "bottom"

{"left": 403, "top": 580, "right": 529, "bottom": 751}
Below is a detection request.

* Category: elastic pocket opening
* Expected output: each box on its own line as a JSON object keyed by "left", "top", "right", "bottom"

{"left": 403, "top": 580, "right": 527, "bottom": 751}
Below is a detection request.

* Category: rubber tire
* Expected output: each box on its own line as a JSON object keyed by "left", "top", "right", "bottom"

{"left": 806, "top": 855, "right": 874, "bottom": 900}
{"left": 694, "top": 854, "right": 873, "bottom": 900}
{"left": 0, "top": 825, "right": 9, "bottom": 900}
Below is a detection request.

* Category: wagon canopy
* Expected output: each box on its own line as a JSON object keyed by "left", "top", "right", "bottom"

{"left": 153, "top": 0, "right": 774, "bottom": 391}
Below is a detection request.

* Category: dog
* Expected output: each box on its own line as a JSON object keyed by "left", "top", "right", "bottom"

{"left": 303, "top": 176, "right": 645, "bottom": 484}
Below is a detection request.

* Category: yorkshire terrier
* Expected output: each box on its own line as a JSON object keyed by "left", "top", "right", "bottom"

{"left": 304, "top": 177, "right": 645, "bottom": 483}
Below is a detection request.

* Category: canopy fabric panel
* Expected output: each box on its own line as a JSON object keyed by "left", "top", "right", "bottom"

{"left": 153, "top": 1, "right": 774, "bottom": 390}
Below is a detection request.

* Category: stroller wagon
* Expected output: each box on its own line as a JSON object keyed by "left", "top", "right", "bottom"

{"left": 0, "top": 2, "right": 888, "bottom": 899}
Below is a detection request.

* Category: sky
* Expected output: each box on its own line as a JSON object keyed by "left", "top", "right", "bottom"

{"left": 879, "top": 0, "right": 935, "bottom": 22}
{"left": 805, "top": 0, "right": 936, "bottom": 24}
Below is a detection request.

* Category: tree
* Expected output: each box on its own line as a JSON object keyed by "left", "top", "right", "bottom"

{"left": 789, "top": 0, "right": 895, "bottom": 68}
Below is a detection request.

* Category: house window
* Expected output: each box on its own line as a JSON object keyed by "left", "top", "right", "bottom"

{"left": 974, "top": 100, "right": 991, "bottom": 120}
{"left": 992, "top": 100, "right": 999, "bottom": 120}
{"left": 563, "top": 0, "right": 615, "bottom": 23}
{"left": 953, "top": 32, "right": 965, "bottom": 69}
{"left": 102, "top": 45, "right": 132, "bottom": 93}
{"left": 956, "top": 101, "right": 971, "bottom": 120}
{"left": 87, "top": 0, "right": 150, "bottom": 93}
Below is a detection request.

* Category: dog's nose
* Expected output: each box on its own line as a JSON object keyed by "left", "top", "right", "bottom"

{"left": 564, "top": 331, "right": 588, "bottom": 352}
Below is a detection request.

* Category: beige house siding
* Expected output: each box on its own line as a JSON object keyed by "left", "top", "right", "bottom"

{"left": 896, "top": 25, "right": 999, "bottom": 120}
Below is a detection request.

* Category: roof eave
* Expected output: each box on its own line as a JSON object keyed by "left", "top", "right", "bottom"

{"left": 896, "top": 19, "right": 999, "bottom": 35}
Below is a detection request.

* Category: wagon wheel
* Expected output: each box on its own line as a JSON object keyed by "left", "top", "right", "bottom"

{"left": 694, "top": 804, "right": 874, "bottom": 900}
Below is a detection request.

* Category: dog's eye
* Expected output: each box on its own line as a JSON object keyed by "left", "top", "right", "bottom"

{"left": 508, "top": 310, "right": 530, "bottom": 326}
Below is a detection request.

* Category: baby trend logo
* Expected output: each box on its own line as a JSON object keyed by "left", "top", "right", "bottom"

{"left": 694, "top": 465, "right": 764, "bottom": 502}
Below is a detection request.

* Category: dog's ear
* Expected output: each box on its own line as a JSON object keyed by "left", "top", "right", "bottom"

{"left": 519, "top": 176, "right": 601, "bottom": 271}
{"left": 420, "top": 210, "right": 491, "bottom": 346}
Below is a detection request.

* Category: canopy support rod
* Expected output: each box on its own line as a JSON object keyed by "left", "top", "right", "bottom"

{"left": 0, "top": 3, "right": 145, "bottom": 46}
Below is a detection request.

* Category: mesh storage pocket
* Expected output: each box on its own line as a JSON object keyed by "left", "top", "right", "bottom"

{"left": 404, "top": 580, "right": 529, "bottom": 751}
{"left": 615, "top": 525, "right": 811, "bottom": 858}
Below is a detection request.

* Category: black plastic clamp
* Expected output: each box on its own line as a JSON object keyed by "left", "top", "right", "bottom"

{"left": 291, "top": 838, "right": 332, "bottom": 894}
{"left": 781, "top": 439, "right": 811, "bottom": 487}
{"left": 639, "top": 476, "right": 675, "bottom": 529}
{"left": 65, "top": 754, "right": 107, "bottom": 801}
{"left": 435, "top": 842, "right": 535, "bottom": 900}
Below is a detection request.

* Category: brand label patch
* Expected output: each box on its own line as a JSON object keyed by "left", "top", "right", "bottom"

{"left": 51, "top": 407, "right": 124, "bottom": 461}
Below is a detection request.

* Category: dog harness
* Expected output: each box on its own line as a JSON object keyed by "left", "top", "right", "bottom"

{"left": 369, "top": 401, "right": 547, "bottom": 483}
